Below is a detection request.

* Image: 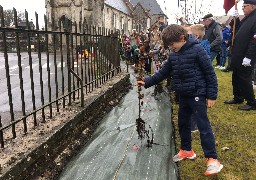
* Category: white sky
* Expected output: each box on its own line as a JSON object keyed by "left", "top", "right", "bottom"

{"left": 0, "top": 0, "right": 46, "bottom": 27}
{"left": 157, "top": 0, "right": 244, "bottom": 24}
{"left": 0, "top": 0, "right": 244, "bottom": 25}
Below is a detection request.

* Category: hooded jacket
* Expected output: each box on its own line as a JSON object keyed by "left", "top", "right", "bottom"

{"left": 221, "top": 27, "right": 231, "bottom": 48}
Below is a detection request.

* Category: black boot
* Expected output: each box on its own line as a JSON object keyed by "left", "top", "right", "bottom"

{"left": 224, "top": 99, "right": 244, "bottom": 104}
{"left": 238, "top": 100, "right": 256, "bottom": 110}
{"left": 238, "top": 104, "right": 256, "bottom": 110}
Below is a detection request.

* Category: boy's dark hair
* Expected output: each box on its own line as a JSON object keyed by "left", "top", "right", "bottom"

{"left": 162, "top": 24, "right": 188, "bottom": 47}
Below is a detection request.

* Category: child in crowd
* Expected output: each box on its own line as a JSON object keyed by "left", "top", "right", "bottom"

{"left": 190, "top": 24, "right": 211, "bottom": 57}
{"left": 131, "top": 42, "right": 140, "bottom": 66}
{"left": 137, "top": 24, "right": 223, "bottom": 176}
{"left": 184, "top": 24, "right": 211, "bottom": 132}
{"left": 219, "top": 24, "right": 231, "bottom": 70}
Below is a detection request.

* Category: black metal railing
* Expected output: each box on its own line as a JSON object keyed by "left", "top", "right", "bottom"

{"left": 0, "top": 7, "right": 121, "bottom": 148}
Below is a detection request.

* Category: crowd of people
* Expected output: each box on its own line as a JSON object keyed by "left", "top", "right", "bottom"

{"left": 119, "top": 0, "right": 256, "bottom": 177}
{"left": 120, "top": 27, "right": 169, "bottom": 74}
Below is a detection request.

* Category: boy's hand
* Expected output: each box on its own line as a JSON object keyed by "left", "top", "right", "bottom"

{"left": 137, "top": 76, "right": 145, "bottom": 89}
{"left": 137, "top": 80, "right": 145, "bottom": 87}
{"left": 207, "top": 99, "right": 216, "bottom": 108}
{"left": 137, "top": 79, "right": 145, "bottom": 91}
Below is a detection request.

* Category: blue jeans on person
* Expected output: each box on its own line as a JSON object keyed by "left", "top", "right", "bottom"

{"left": 220, "top": 46, "right": 228, "bottom": 67}
{"left": 210, "top": 52, "right": 218, "bottom": 62}
{"left": 178, "top": 96, "right": 217, "bottom": 159}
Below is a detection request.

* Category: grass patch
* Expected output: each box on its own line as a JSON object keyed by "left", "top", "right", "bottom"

{"left": 172, "top": 65, "right": 256, "bottom": 179}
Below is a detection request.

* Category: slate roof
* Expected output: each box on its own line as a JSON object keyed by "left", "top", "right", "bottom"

{"left": 130, "top": 0, "right": 165, "bottom": 16}
{"left": 105, "top": 0, "right": 132, "bottom": 15}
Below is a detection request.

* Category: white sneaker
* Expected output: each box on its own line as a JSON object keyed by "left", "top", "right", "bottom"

{"left": 191, "top": 129, "right": 199, "bottom": 133}
{"left": 205, "top": 158, "right": 223, "bottom": 176}
{"left": 173, "top": 149, "right": 196, "bottom": 162}
{"left": 219, "top": 66, "right": 225, "bottom": 70}
{"left": 215, "top": 65, "right": 220, "bottom": 69}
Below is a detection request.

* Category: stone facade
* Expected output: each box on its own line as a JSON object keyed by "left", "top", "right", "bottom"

{"left": 103, "top": 5, "right": 132, "bottom": 35}
{"left": 45, "top": 0, "right": 104, "bottom": 47}
{"left": 104, "top": 0, "right": 133, "bottom": 35}
{"left": 45, "top": 0, "right": 166, "bottom": 34}
{"left": 45, "top": 0, "right": 104, "bottom": 30}
{"left": 132, "top": 3, "right": 150, "bottom": 32}
{"left": 130, "top": 0, "right": 167, "bottom": 32}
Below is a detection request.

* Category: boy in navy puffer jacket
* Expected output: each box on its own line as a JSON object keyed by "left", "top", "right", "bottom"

{"left": 137, "top": 24, "right": 223, "bottom": 176}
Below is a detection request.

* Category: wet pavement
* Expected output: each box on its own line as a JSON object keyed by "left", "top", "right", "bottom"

{"left": 0, "top": 52, "right": 69, "bottom": 113}
{"left": 59, "top": 67, "right": 178, "bottom": 180}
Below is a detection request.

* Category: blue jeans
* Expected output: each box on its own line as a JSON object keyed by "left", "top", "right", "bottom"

{"left": 220, "top": 47, "right": 228, "bottom": 67}
{"left": 178, "top": 96, "right": 217, "bottom": 159}
{"left": 210, "top": 52, "right": 218, "bottom": 62}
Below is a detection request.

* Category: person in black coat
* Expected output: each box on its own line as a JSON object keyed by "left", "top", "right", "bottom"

{"left": 224, "top": 0, "right": 256, "bottom": 110}
{"left": 137, "top": 24, "right": 223, "bottom": 176}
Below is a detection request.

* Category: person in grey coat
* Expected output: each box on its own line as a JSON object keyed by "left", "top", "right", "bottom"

{"left": 202, "top": 13, "right": 223, "bottom": 62}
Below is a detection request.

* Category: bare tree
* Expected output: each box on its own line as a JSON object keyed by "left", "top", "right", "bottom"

{"left": 0, "top": 9, "right": 25, "bottom": 27}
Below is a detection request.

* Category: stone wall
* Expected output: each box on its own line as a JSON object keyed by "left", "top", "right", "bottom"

{"left": 1, "top": 72, "right": 131, "bottom": 180}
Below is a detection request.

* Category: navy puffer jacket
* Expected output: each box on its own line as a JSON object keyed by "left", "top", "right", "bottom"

{"left": 145, "top": 38, "right": 218, "bottom": 100}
